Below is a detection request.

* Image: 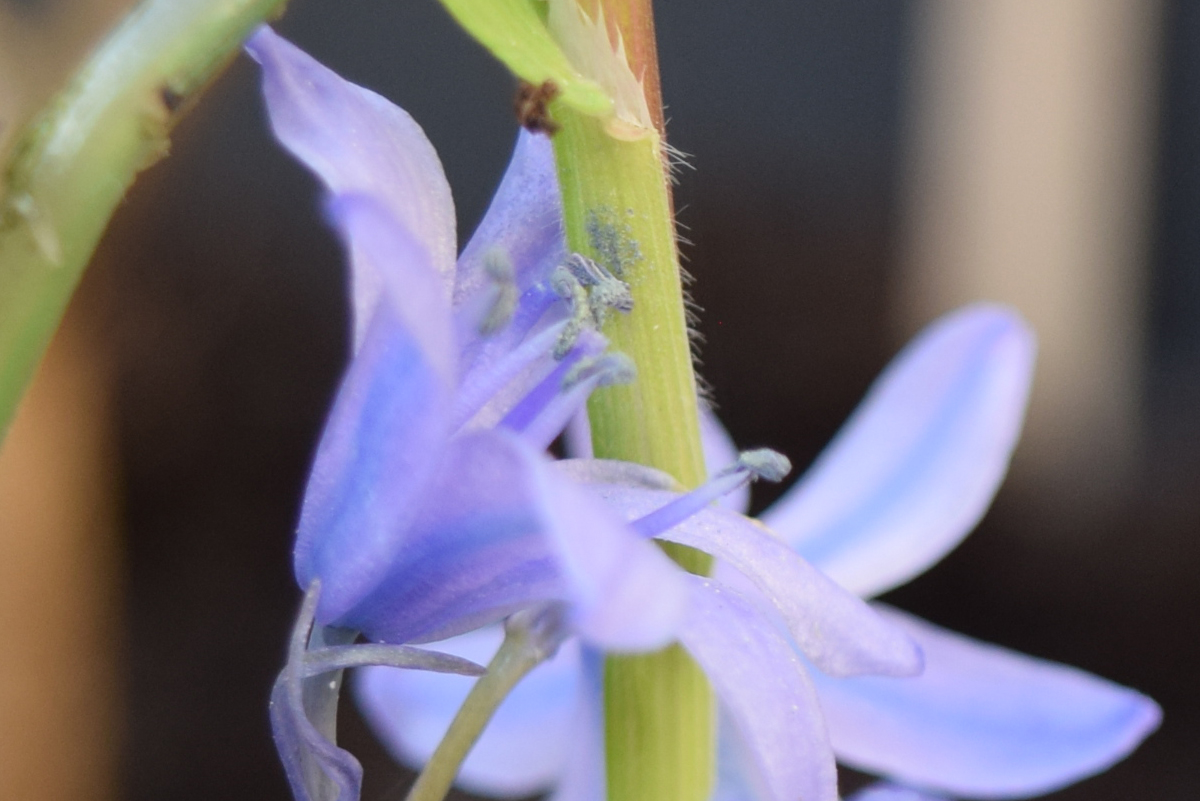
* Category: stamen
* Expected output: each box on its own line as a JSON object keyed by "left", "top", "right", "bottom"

{"left": 452, "top": 321, "right": 569, "bottom": 431}
{"left": 631, "top": 448, "right": 792, "bottom": 539}
{"left": 563, "top": 253, "right": 633, "bottom": 326}
{"left": 477, "top": 249, "right": 519, "bottom": 336}
{"left": 562, "top": 252, "right": 611, "bottom": 287}
{"left": 550, "top": 264, "right": 592, "bottom": 358}
{"left": 457, "top": 279, "right": 564, "bottom": 399}
{"left": 731, "top": 448, "right": 793, "bottom": 483}
{"left": 501, "top": 343, "right": 634, "bottom": 450}
{"left": 563, "top": 352, "right": 636, "bottom": 390}
{"left": 500, "top": 335, "right": 598, "bottom": 433}
{"left": 519, "top": 353, "right": 634, "bottom": 450}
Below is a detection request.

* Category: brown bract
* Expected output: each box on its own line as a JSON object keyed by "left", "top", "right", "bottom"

{"left": 514, "top": 79, "right": 561, "bottom": 136}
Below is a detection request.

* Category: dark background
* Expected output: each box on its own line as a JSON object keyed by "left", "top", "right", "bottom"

{"left": 6, "top": 0, "right": 1199, "bottom": 799}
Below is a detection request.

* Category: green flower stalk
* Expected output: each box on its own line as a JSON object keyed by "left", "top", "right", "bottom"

{"left": 553, "top": 98, "right": 714, "bottom": 801}
{"left": 0, "top": 0, "right": 291, "bottom": 442}
{"left": 551, "top": 44, "right": 714, "bottom": 801}
{"left": 436, "top": 1, "right": 714, "bottom": 799}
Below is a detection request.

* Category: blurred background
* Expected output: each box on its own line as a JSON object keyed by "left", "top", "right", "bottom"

{"left": 0, "top": 0, "right": 1196, "bottom": 799}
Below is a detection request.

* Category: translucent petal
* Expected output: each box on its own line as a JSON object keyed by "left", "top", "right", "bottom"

{"left": 762, "top": 304, "right": 1035, "bottom": 597}
{"left": 355, "top": 626, "right": 580, "bottom": 798}
{"left": 679, "top": 578, "right": 838, "bottom": 801}
{"left": 846, "top": 784, "right": 947, "bottom": 801}
{"left": 455, "top": 130, "right": 565, "bottom": 304}
{"left": 326, "top": 194, "right": 455, "bottom": 382}
{"left": 660, "top": 512, "right": 921, "bottom": 678}
{"left": 555, "top": 458, "right": 679, "bottom": 491}
{"left": 579, "top": 482, "right": 921, "bottom": 678}
{"left": 547, "top": 647, "right": 606, "bottom": 801}
{"left": 812, "top": 606, "right": 1162, "bottom": 798}
{"left": 532, "top": 458, "right": 689, "bottom": 650}
{"left": 246, "top": 27, "right": 457, "bottom": 345}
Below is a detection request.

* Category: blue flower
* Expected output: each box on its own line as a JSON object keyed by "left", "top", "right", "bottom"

{"left": 247, "top": 26, "right": 691, "bottom": 652}
{"left": 248, "top": 27, "right": 927, "bottom": 801}
{"left": 359, "top": 305, "right": 1161, "bottom": 801}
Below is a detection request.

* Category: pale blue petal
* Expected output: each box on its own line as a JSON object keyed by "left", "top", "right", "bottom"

{"left": 531, "top": 458, "right": 689, "bottom": 651}
{"left": 340, "top": 430, "right": 687, "bottom": 650}
{"left": 326, "top": 194, "right": 456, "bottom": 382}
{"left": 812, "top": 605, "right": 1162, "bottom": 798}
{"left": 295, "top": 293, "right": 451, "bottom": 624}
{"left": 579, "top": 481, "right": 921, "bottom": 678}
{"left": 337, "top": 430, "right": 566, "bottom": 643}
{"left": 452, "top": 131, "right": 567, "bottom": 401}
{"left": 762, "top": 304, "right": 1035, "bottom": 597}
{"left": 546, "top": 648, "right": 606, "bottom": 801}
{"left": 710, "top": 714, "right": 771, "bottom": 801}
{"left": 846, "top": 784, "right": 947, "bottom": 801}
{"left": 666, "top": 513, "right": 921, "bottom": 678}
{"left": 555, "top": 458, "right": 678, "bottom": 491}
{"left": 294, "top": 193, "right": 456, "bottom": 622}
{"left": 246, "top": 27, "right": 457, "bottom": 344}
{"left": 355, "top": 626, "right": 580, "bottom": 798}
{"left": 699, "top": 404, "right": 751, "bottom": 513}
{"left": 679, "top": 578, "right": 838, "bottom": 801}
{"left": 455, "top": 130, "right": 565, "bottom": 304}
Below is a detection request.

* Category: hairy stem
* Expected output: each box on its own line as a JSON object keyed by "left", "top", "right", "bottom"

{"left": 550, "top": 2, "right": 715, "bottom": 799}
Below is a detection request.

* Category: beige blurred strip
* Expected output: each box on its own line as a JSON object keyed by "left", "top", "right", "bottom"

{"left": 0, "top": 307, "right": 120, "bottom": 801}
{"left": 898, "top": 0, "right": 1161, "bottom": 499}
{"left": 0, "top": 5, "right": 129, "bottom": 799}
{"left": 0, "top": 0, "right": 134, "bottom": 159}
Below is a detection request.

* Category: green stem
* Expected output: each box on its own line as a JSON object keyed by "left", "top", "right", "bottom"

{"left": 405, "top": 609, "right": 565, "bottom": 801}
{"left": 550, "top": 4, "right": 715, "bottom": 798}
{"left": 0, "top": 0, "right": 291, "bottom": 443}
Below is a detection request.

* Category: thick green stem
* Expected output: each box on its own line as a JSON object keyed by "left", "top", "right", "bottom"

{"left": 0, "top": 0, "right": 291, "bottom": 443}
{"left": 550, "top": 4, "right": 715, "bottom": 793}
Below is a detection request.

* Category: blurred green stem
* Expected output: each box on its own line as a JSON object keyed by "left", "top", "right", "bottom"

{"left": 0, "top": 0, "right": 291, "bottom": 442}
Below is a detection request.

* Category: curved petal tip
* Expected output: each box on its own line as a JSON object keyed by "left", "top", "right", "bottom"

{"left": 766, "top": 302, "right": 1036, "bottom": 597}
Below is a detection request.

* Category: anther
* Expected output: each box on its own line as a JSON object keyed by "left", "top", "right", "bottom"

{"left": 478, "top": 249, "right": 518, "bottom": 336}
{"left": 550, "top": 265, "right": 592, "bottom": 359}
{"left": 562, "top": 253, "right": 634, "bottom": 326}
{"left": 631, "top": 448, "right": 792, "bottom": 539}
{"left": 552, "top": 254, "right": 634, "bottom": 339}
{"left": 730, "top": 448, "right": 792, "bottom": 483}
{"left": 564, "top": 352, "right": 636, "bottom": 391}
